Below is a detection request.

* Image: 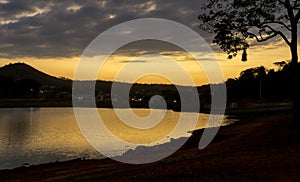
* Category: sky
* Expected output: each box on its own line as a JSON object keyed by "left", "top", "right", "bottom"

{"left": 0, "top": 0, "right": 299, "bottom": 86}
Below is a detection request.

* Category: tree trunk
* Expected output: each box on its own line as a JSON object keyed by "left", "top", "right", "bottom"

{"left": 290, "top": 23, "right": 299, "bottom": 126}
{"left": 290, "top": 37, "right": 298, "bottom": 66}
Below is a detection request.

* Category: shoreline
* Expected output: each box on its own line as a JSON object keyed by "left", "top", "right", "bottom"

{"left": 0, "top": 99, "right": 292, "bottom": 115}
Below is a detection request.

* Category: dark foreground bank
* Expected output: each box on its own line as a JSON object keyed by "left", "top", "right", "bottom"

{"left": 0, "top": 111, "right": 299, "bottom": 181}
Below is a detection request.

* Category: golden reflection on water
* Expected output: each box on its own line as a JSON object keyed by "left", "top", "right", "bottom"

{"left": 99, "top": 109, "right": 208, "bottom": 144}
{"left": 0, "top": 108, "right": 102, "bottom": 169}
{"left": 26, "top": 108, "right": 91, "bottom": 150}
{"left": 0, "top": 108, "right": 235, "bottom": 169}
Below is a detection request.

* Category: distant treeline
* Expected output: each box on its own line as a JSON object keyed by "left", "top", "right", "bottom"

{"left": 0, "top": 77, "right": 43, "bottom": 99}
{"left": 0, "top": 62, "right": 299, "bottom": 106}
{"left": 226, "top": 61, "right": 300, "bottom": 102}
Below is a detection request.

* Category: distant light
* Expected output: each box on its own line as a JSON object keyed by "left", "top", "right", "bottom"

{"left": 108, "top": 14, "right": 116, "bottom": 19}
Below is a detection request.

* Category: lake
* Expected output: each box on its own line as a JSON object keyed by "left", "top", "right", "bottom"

{"left": 0, "top": 108, "right": 238, "bottom": 169}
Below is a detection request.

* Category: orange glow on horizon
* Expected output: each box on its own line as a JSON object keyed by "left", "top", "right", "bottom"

{"left": 0, "top": 44, "right": 295, "bottom": 86}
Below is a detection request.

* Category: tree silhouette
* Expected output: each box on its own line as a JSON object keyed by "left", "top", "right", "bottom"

{"left": 199, "top": 0, "right": 300, "bottom": 124}
{"left": 198, "top": 0, "right": 299, "bottom": 65}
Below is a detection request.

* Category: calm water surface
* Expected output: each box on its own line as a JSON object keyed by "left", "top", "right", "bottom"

{"left": 0, "top": 108, "right": 238, "bottom": 169}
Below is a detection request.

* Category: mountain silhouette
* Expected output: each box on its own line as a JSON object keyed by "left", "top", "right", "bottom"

{"left": 0, "top": 63, "right": 71, "bottom": 88}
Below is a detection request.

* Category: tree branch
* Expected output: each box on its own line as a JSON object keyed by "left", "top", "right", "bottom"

{"left": 295, "top": 9, "right": 300, "bottom": 22}
{"left": 285, "top": 0, "right": 296, "bottom": 21}
{"left": 292, "top": 0, "right": 300, "bottom": 8}
{"left": 247, "top": 32, "right": 278, "bottom": 42}
{"left": 261, "top": 24, "right": 291, "bottom": 46}
{"left": 278, "top": 0, "right": 287, "bottom": 6}
{"left": 265, "top": 21, "right": 292, "bottom": 31}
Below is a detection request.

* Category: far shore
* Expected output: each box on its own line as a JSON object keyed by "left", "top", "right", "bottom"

{"left": 0, "top": 99, "right": 292, "bottom": 115}
{"left": 0, "top": 110, "right": 299, "bottom": 181}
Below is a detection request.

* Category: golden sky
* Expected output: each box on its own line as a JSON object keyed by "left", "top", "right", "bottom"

{"left": 0, "top": 43, "right": 293, "bottom": 86}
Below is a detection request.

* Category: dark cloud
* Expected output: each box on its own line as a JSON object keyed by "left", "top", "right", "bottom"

{"left": 0, "top": 0, "right": 291, "bottom": 59}
{"left": 0, "top": 0, "right": 213, "bottom": 58}
{"left": 118, "top": 60, "right": 148, "bottom": 63}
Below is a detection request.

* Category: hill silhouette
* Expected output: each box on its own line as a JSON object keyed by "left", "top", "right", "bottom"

{"left": 1, "top": 62, "right": 296, "bottom": 110}
{"left": 0, "top": 63, "right": 197, "bottom": 109}
{"left": 0, "top": 63, "right": 72, "bottom": 100}
{"left": 0, "top": 63, "right": 71, "bottom": 88}
{"left": 0, "top": 62, "right": 300, "bottom": 112}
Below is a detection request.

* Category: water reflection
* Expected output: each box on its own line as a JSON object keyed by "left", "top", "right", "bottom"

{"left": 0, "top": 108, "right": 238, "bottom": 169}
{"left": 5, "top": 108, "right": 35, "bottom": 150}
{"left": 0, "top": 108, "right": 102, "bottom": 169}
